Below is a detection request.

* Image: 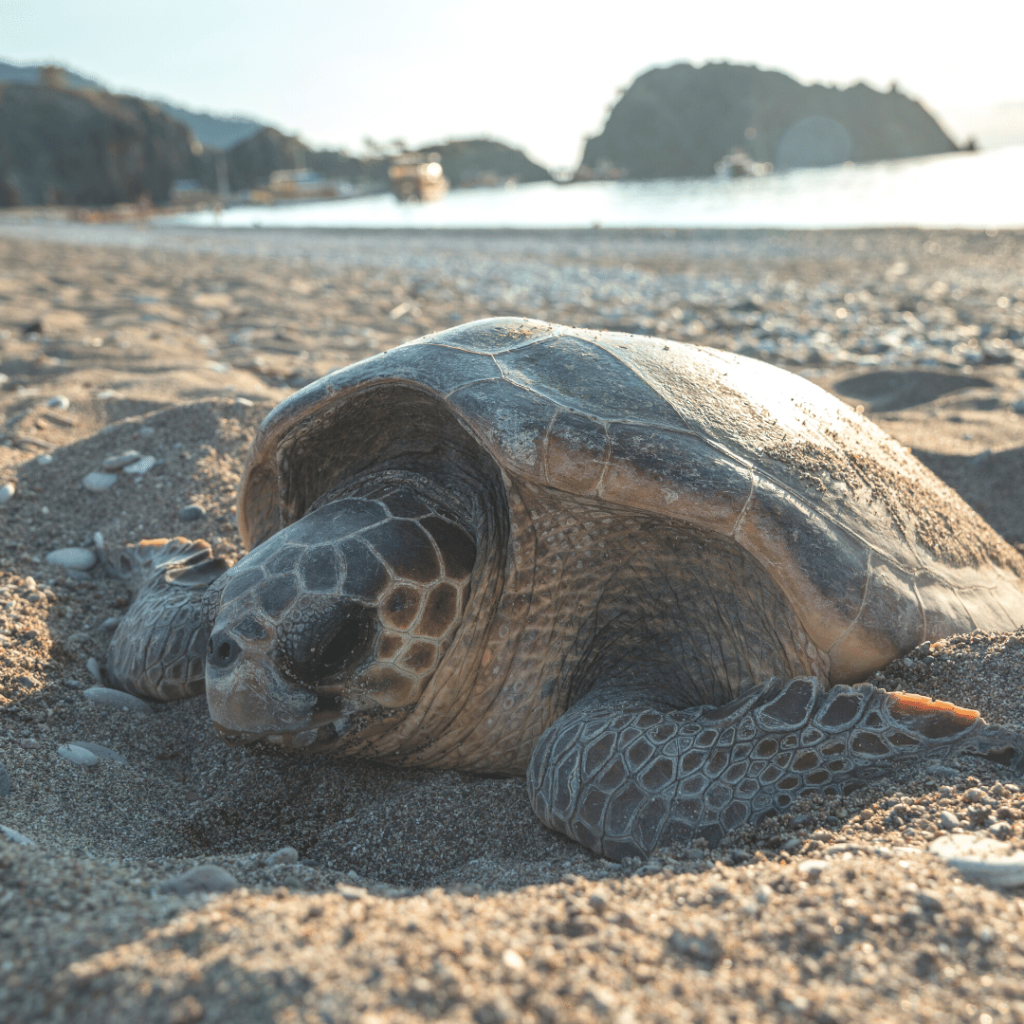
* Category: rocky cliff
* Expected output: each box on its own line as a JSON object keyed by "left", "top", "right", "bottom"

{"left": 579, "top": 62, "right": 958, "bottom": 180}
{"left": 0, "top": 82, "right": 200, "bottom": 206}
{"left": 217, "top": 128, "right": 366, "bottom": 190}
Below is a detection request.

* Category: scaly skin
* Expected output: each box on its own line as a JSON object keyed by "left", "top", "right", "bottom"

{"left": 527, "top": 676, "right": 1024, "bottom": 861}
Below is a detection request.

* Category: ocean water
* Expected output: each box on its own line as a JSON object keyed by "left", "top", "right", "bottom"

{"left": 171, "top": 145, "right": 1024, "bottom": 231}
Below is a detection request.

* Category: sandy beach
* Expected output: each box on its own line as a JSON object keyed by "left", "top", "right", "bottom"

{"left": 1, "top": 220, "right": 1024, "bottom": 1024}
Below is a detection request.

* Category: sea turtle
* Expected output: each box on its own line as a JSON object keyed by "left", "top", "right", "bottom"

{"left": 103, "top": 318, "right": 1024, "bottom": 861}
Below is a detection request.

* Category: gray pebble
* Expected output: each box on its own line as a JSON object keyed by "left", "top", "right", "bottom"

{"left": 47, "top": 395, "right": 70, "bottom": 410}
{"left": 798, "top": 859, "right": 829, "bottom": 878}
{"left": 83, "top": 472, "right": 118, "bottom": 492}
{"left": 68, "top": 741, "right": 127, "bottom": 764}
{"left": 266, "top": 846, "right": 299, "bottom": 866}
{"left": 930, "top": 834, "right": 1024, "bottom": 888}
{"left": 918, "top": 891, "right": 945, "bottom": 914}
{"left": 82, "top": 686, "right": 155, "bottom": 714}
{"left": 45, "top": 547, "right": 97, "bottom": 571}
{"left": 63, "top": 678, "right": 84, "bottom": 689}
{"left": 179, "top": 504, "right": 207, "bottom": 522}
{"left": 86, "top": 657, "right": 103, "bottom": 684}
{"left": 939, "top": 810, "right": 960, "bottom": 830}
{"left": 0, "top": 482, "right": 14, "bottom": 505}
{"left": 0, "top": 761, "right": 10, "bottom": 799}
{"left": 1013, "top": 399, "right": 1024, "bottom": 415}
{"left": 158, "top": 864, "right": 239, "bottom": 895}
{"left": 0, "top": 824, "right": 35, "bottom": 847}
{"left": 102, "top": 450, "right": 143, "bottom": 471}
{"left": 36, "top": 453, "right": 53, "bottom": 466}
{"left": 122, "top": 454, "right": 157, "bottom": 475}
{"left": 57, "top": 744, "right": 100, "bottom": 766}
{"left": 989, "top": 821, "right": 1013, "bottom": 841}
{"left": 100, "top": 615, "right": 123, "bottom": 629}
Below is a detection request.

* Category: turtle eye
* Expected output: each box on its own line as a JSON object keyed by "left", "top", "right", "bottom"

{"left": 318, "top": 604, "right": 375, "bottom": 676}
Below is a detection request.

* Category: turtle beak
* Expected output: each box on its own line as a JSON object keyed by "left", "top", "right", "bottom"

{"left": 205, "top": 650, "right": 317, "bottom": 740}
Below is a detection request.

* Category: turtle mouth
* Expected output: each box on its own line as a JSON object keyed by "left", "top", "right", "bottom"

{"left": 214, "top": 720, "right": 342, "bottom": 750}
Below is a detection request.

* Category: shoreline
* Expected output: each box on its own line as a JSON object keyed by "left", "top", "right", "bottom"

{"left": 1, "top": 223, "right": 1023, "bottom": 1023}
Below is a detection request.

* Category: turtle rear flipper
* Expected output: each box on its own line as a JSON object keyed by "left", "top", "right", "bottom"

{"left": 103, "top": 538, "right": 232, "bottom": 702}
{"left": 527, "top": 677, "right": 1024, "bottom": 861}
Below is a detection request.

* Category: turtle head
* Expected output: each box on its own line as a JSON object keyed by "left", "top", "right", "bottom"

{"left": 204, "top": 492, "right": 476, "bottom": 748}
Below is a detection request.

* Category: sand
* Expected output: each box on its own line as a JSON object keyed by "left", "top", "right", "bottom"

{"left": 1, "top": 220, "right": 1023, "bottom": 1024}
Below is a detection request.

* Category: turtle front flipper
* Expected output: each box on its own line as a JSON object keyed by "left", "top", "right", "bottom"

{"left": 527, "top": 677, "right": 1024, "bottom": 861}
{"left": 102, "top": 537, "right": 232, "bottom": 701}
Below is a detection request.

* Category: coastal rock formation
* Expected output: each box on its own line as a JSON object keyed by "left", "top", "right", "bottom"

{"left": 0, "top": 82, "right": 200, "bottom": 206}
{"left": 216, "top": 127, "right": 368, "bottom": 192}
{"left": 418, "top": 139, "right": 551, "bottom": 187}
{"left": 218, "top": 127, "right": 308, "bottom": 192}
{"left": 579, "top": 62, "right": 958, "bottom": 180}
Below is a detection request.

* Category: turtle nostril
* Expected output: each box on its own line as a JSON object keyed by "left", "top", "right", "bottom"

{"left": 207, "top": 632, "right": 242, "bottom": 670}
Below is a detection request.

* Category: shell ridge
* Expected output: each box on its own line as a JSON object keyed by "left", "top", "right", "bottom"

{"left": 594, "top": 421, "right": 613, "bottom": 498}
{"left": 730, "top": 469, "right": 757, "bottom": 539}
{"left": 826, "top": 551, "right": 873, "bottom": 659}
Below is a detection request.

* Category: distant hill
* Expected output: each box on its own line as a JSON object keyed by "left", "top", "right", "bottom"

{"left": 0, "top": 58, "right": 103, "bottom": 91}
{"left": 417, "top": 139, "right": 552, "bottom": 187}
{"left": 0, "top": 59, "right": 263, "bottom": 150}
{"left": 579, "top": 62, "right": 959, "bottom": 180}
{"left": 151, "top": 102, "right": 262, "bottom": 151}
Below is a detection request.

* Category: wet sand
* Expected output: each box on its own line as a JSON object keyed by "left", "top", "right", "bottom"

{"left": 1, "top": 221, "right": 1023, "bottom": 1024}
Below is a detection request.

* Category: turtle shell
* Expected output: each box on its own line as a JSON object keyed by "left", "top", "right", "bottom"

{"left": 238, "top": 318, "right": 1024, "bottom": 684}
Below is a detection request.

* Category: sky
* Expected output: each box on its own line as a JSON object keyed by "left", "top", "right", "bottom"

{"left": 1, "top": 0, "right": 1021, "bottom": 169}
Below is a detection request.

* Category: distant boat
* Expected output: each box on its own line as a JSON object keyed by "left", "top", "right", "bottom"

{"left": 388, "top": 153, "right": 450, "bottom": 202}
{"left": 714, "top": 149, "right": 773, "bottom": 179}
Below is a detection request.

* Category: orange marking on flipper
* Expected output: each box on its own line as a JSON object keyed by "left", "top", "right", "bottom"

{"left": 889, "top": 692, "right": 980, "bottom": 721}
{"left": 888, "top": 691, "right": 980, "bottom": 739}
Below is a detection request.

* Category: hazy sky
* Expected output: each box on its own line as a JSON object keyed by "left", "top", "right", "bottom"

{"left": 1, "top": 0, "right": 1020, "bottom": 168}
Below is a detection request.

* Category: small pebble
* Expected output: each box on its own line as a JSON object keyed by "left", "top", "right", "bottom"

{"left": 100, "top": 615, "right": 123, "bottom": 629}
{"left": 179, "top": 504, "right": 206, "bottom": 522}
{"left": 234, "top": 396, "right": 254, "bottom": 407}
{"left": 83, "top": 472, "right": 118, "bottom": 492}
{"left": 158, "top": 864, "right": 240, "bottom": 895}
{"left": 47, "top": 395, "right": 70, "bottom": 410}
{"left": 102, "top": 450, "right": 142, "bottom": 471}
{"left": 63, "top": 678, "right": 84, "bottom": 689}
{"left": 122, "top": 455, "right": 157, "bottom": 475}
{"left": 939, "top": 810, "right": 960, "bottom": 830}
{"left": 265, "top": 846, "right": 299, "bottom": 866}
{"left": 82, "top": 686, "right": 155, "bottom": 714}
{"left": 0, "top": 824, "right": 35, "bottom": 847}
{"left": 0, "top": 482, "right": 15, "bottom": 505}
{"left": 86, "top": 657, "right": 103, "bottom": 683}
{"left": 989, "top": 821, "right": 1013, "bottom": 841}
{"left": 36, "top": 453, "right": 53, "bottom": 466}
{"left": 69, "top": 741, "right": 127, "bottom": 764}
{"left": 930, "top": 833, "right": 1024, "bottom": 888}
{"left": 798, "top": 859, "right": 829, "bottom": 878}
{"left": 45, "top": 547, "right": 97, "bottom": 571}
{"left": 0, "top": 761, "right": 10, "bottom": 799}
{"left": 57, "top": 744, "right": 100, "bottom": 766}
{"left": 17, "top": 738, "right": 40, "bottom": 749}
